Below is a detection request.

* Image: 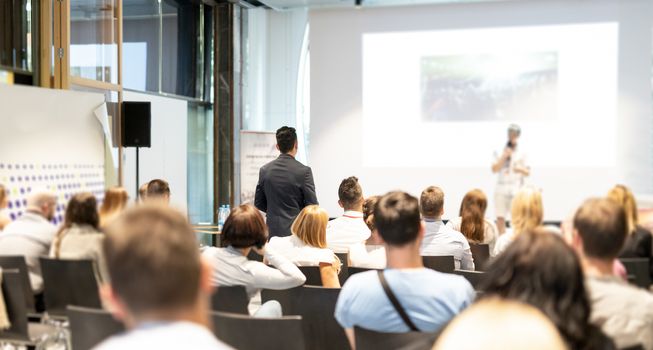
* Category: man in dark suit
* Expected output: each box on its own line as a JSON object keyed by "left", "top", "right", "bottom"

{"left": 255, "top": 126, "right": 319, "bottom": 237}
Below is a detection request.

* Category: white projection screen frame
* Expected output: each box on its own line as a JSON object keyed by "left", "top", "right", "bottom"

{"left": 309, "top": 1, "right": 653, "bottom": 221}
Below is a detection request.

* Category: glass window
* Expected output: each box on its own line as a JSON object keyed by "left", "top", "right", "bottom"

{"left": 123, "top": 0, "right": 212, "bottom": 100}
{"left": 0, "top": 0, "right": 36, "bottom": 82}
{"left": 187, "top": 103, "right": 214, "bottom": 224}
{"left": 122, "top": 0, "right": 160, "bottom": 92}
{"left": 69, "top": 0, "right": 118, "bottom": 84}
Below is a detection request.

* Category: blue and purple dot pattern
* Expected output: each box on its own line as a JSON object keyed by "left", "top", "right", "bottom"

{"left": 0, "top": 163, "right": 105, "bottom": 225}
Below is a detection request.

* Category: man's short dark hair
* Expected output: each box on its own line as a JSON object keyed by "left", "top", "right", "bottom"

{"left": 221, "top": 204, "right": 268, "bottom": 249}
{"left": 276, "top": 126, "right": 297, "bottom": 154}
{"left": 374, "top": 191, "right": 421, "bottom": 246}
{"left": 147, "top": 179, "right": 170, "bottom": 198}
{"left": 103, "top": 204, "right": 200, "bottom": 315}
{"left": 338, "top": 176, "right": 363, "bottom": 210}
{"left": 420, "top": 186, "right": 444, "bottom": 218}
{"left": 573, "top": 198, "right": 627, "bottom": 260}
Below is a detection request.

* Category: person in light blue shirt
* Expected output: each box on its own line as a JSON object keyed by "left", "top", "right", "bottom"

{"left": 335, "top": 191, "right": 474, "bottom": 347}
{"left": 419, "top": 186, "right": 475, "bottom": 270}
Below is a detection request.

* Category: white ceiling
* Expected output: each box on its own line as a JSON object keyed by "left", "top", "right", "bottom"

{"left": 257, "top": 0, "right": 515, "bottom": 10}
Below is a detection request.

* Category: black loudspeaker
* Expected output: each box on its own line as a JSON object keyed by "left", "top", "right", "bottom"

{"left": 121, "top": 101, "right": 151, "bottom": 148}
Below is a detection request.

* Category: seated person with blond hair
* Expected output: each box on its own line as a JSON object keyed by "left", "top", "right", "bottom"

{"left": 267, "top": 205, "right": 341, "bottom": 288}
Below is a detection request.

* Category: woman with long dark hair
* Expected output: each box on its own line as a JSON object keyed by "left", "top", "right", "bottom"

{"left": 480, "top": 228, "right": 615, "bottom": 350}
{"left": 447, "top": 189, "right": 498, "bottom": 256}
{"left": 51, "top": 192, "right": 108, "bottom": 283}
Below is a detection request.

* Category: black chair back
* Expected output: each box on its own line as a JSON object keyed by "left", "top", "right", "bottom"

{"left": 348, "top": 267, "right": 378, "bottom": 277}
{"left": 422, "top": 256, "right": 455, "bottom": 273}
{"left": 298, "top": 266, "right": 323, "bottom": 286}
{"left": 67, "top": 306, "right": 125, "bottom": 350}
{"left": 355, "top": 326, "right": 438, "bottom": 350}
{"left": 210, "top": 285, "right": 250, "bottom": 314}
{"left": 0, "top": 269, "right": 29, "bottom": 342}
{"left": 469, "top": 243, "right": 490, "bottom": 271}
{"left": 296, "top": 286, "right": 350, "bottom": 350}
{"left": 0, "top": 256, "right": 35, "bottom": 312}
{"left": 212, "top": 311, "right": 305, "bottom": 350}
{"left": 452, "top": 270, "right": 486, "bottom": 291}
{"left": 335, "top": 252, "right": 350, "bottom": 286}
{"left": 39, "top": 258, "right": 102, "bottom": 315}
{"left": 261, "top": 287, "right": 302, "bottom": 315}
{"left": 620, "top": 258, "right": 651, "bottom": 289}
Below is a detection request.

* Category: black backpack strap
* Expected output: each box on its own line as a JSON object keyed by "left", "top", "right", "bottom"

{"left": 377, "top": 270, "right": 420, "bottom": 332}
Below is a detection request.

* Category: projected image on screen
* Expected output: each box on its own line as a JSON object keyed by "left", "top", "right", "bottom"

{"left": 420, "top": 52, "right": 558, "bottom": 122}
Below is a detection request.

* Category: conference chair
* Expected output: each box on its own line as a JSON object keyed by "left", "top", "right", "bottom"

{"left": 261, "top": 286, "right": 302, "bottom": 317}
{"left": 620, "top": 258, "right": 651, "bottom": 289}
{"left": 210, "top": 285, "right": 250, "bottom": 315}
{"left": 335, "top": 252, "right": 350, "bottom": 285}
{"left": 452, "top": 270, "right": 486, "bottom": 291}
{"left": 39, "top": 258, "right": 102, "bottom": 316}
{"left": 0, "top": 256, "right": 35, "bottom": 312}
{"left": 67, "top": 306, "right": 124, "bottom": 350}
{"left": 296, "top": 286, "right": 350, "bottom": 350}
{"left": 0, "top": 269, "right": 55, "bottom": 345}
{"left": 469, "top": 243, "right": 491, "bottom": 271}
{"left": 421, "top": 256, "right": 455, "bottom": 273}
{"left": 348, "top": 267, "right": 379, "bottom": 277}
{"left": 298, "top": 266, "right": 323, "bottom": 286}
{"left": 211, "top": 311, "right": 305, "bottom": 350}
{"left": 354, "top": 326, "right": 438, "bottom": 350}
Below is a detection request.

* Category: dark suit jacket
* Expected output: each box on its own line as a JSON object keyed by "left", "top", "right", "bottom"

{"left": 254, "top": 154, "right": 319, "bottom": 237}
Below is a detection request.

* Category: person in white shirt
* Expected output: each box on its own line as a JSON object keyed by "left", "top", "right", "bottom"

{"left": 203, "top": 204, "right": 305, "bottom": 316}
{"left": 267, "top": 205, "right": 341, "bottom": 288}
{"left": 493, "top": 186, "right": 543, "bottom": 256}
{"left": 326, "top": 176, "right": 371, "bottom": 253}
{"left": 419, "top": 186, "right": 474, "bottom": 270}
{"left": 348, "top": 196, "right": 386, "bottom": 269}
{"left": 446, "top": 189, "right": 499, "bottom": 257}
{"left": 94, "top": 204, "right": 231, "bottom": 350}
{"left": 50, "top": 192, "right": 108, "bottom": 284}
{"left": 0, "top": 189, "right": 57, "bottom": 294}
{"left": 491, "top": 124, "right": 530, "bottom": 234}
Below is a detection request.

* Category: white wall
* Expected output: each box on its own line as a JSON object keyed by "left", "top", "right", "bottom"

{"left": 309, "top": 0, "right": 653, "bottom": 220}
{"left": 122, "top": 91, "right": 188, "bottom": 212}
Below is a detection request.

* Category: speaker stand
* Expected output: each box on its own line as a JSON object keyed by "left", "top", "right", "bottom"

{"left": 135, "top": 147, "right": 140, "bottom": 200}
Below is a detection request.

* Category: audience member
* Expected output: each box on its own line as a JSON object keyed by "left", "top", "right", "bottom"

{"left": 138, "top": 183, "right": 148, "bottom": 202}
{"left": 51, "top": 192, "right": 108, "bottom": 283}
{"left": 99, "top": 187, "right": 129, "bottom": 227}
{"left": 348, "top": 196, "right": 386, "bottom": 269}
{"left": 94, "top": 204, "right": 230, "bottom": 350}
{"left": 433, "top": 298, "right": 567, "bottom": 350}
{"left": 326, "top": 176, "right": 371, "bottom": 252}
{"left": 419, "top": 186, "right": 474, "bottom": 270}
{"left": 481, "top": 228, "right": 615, "bottom": 350}
{"left": 146, "top": 179, "right": 171, "bottom": 203}
{"left": 0, "top": 184, "right": 10, "bottom": 230}
{"left": 0, "top": 189, "right": 57, "bottom": 294}
{"left": 493, "top": 185, "right": 542, "bottom": 255}
{"left": 267, "top": 205, "right": 340, "bottom": 287}
{"left": 607, "top": 184, "right": 653, "bottom": 280}
{"left": 202, "top": 204, "right": 305, "bottom": 316}
{"left": 572, "top": 198, "right": 653, "bottom": 350}
{"left": 446, "top": 189, "right": 499, "bottom": 256}
{"left": 255, "top": 126, "right": 318, "bottom": 237}
{"left": 335, "top": 191, "right": 474, "bottom": 347}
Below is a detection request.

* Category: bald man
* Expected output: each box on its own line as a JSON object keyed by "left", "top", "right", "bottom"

{"left": 0, "top": 189, "right": 57, "bottom": 294}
